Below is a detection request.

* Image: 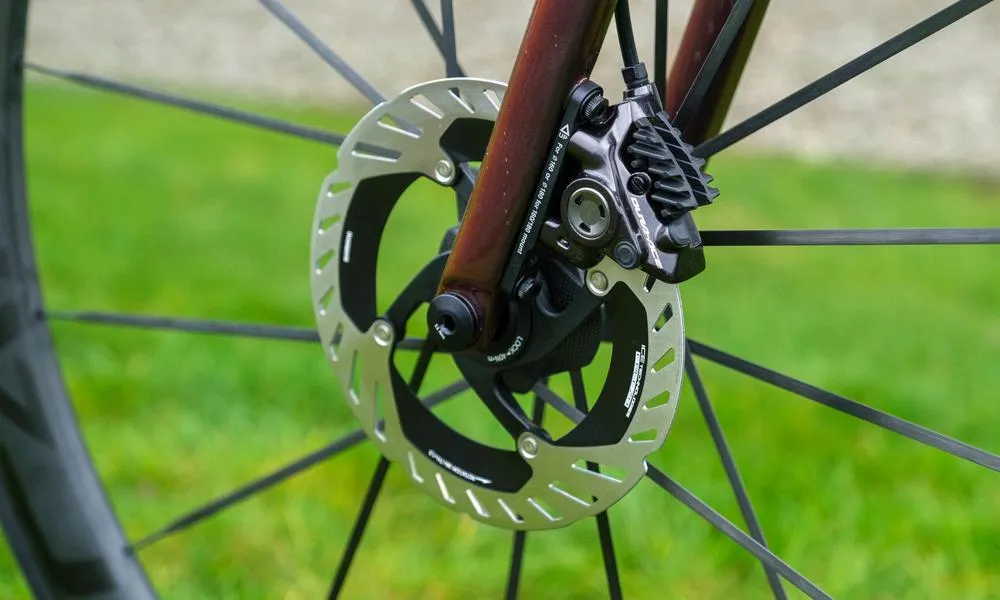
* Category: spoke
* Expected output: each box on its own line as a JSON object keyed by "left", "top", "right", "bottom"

{"left": 569, "top": 370, "right": 588, "bottom": 414}
{"left": 594, "top": 512, "right": 623, "bottom": 600}
{"left": 328, "top": 457, "right": 389, "bottom": 599}
{"left": 129, "top": 380, "right": 468, "bottom": 551}
{"left": 410, "top": 0, "right": 443, "bottom": 48}
{"left": 46, "top": 310, "right": 319, "bottom": 343}
{"left": 570, "top": 371, "right": 622, "bottom": 600}
{"left": 673, "top": 0, "right": 755, "bottom": 130}
{"left": 645, "top": 467, "right": 831, "bottom": 600}
{"left": 504, "top": 530, "right": 527, "bottom": 600}
{"left": 454, "top": 163, "right": 477, "bottom": 218}
{"left": 410, "top": 0, "right": 467, "bottom": 77}
{"left": 654, "top": 0, "right": 668, "bottom": 102}
{"left": 685, "top": 356, "right": 786, "bottom": 600}
{"left": 531, "top": 383, "right": 830, "bottom": 599}
{"left": 25, "top": 63, "right": 344, "bottom": 146}
{"left": 259, "top": 0, "right": 385, "bottom": 105}
{"left": 409, "top": 340, "right": 436, "bottom": 392}
{"left": 531, "top": 383, "right": 580, "bottom": 422}
{"left": 695, "top": 0, "right": 995, "bottom": 157}
{"left": 702, "top": 228, "right": 1000, "bottom": 246}
{"left": 440, "top": 0, "right": 462, "bottom": 78}
{"left": 45, "top": 310, "right": 429, "bottom": 351}
{"left": 689, "top": 340, "right": 1000, "bottom": 473}
{"left": 504, "top": 392, "right": 544, "bottom": 600}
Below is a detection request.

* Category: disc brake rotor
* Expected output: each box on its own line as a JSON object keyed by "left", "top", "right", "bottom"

{"left": 311, "top": 78, "right": 685, "bottom": 530}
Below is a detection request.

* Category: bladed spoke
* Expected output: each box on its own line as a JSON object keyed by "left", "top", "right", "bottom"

{"left": 327, "top": 457, "right": 390, "bottom": 599}
{"left": 25, "top": 63, "right": 344, "bottom": 146}
{"left": 440, "top": 0, "right": 462, "bottom": 78}
{"left": 504, "top": 530, "right": 528, "bottom": 600}
{"left": 702, "top": 228, "right": 1000, "bottom": 246}
{"left": 454, "top": 163, "right": 477, "bottom": 218}
{"left": 673, "top": 0, "right": 755, "bottom": 130}
{"left": 328, "top": 343, "right": 435, "bottom": 598}
{"left": 259, "top": 0, "right": 385, "bottom": 105}
{"left": 570, "top": 371, "right": 622, "bottom": 600}
{"left": 129, "top": 379, "right": 467, "bottom": 551}
{"left": 46, "top": 310, "right": 320, "bottom": 343}
{"left": 409, "top": 0, "right": 467, "bottom": 77}
{"left": 532, "top": 383, "right": 830, "bottom": 599}
{"left": 44, "top": 310, "right": 429, "bottom": 351}
{"left": 504, "top": 393, "right": 545, "bottom": 600}
{"left": 685, "top": 356, "right": 786, "bottom": 600}
{"left": 695, "top": 0, "right": 996, "bottom": 158}
{"left": 689, "top": 340, "right": 1000, "bottom": 473}
{"left": 645, "top": 467, "right": 831, "bottom": 600}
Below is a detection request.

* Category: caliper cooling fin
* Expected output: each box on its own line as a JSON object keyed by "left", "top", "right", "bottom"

{"left": 625, "top": 114, "right": 719, "bottom": 220}
{"left": 310, "top": 78, "right": 686, "bottom": 530}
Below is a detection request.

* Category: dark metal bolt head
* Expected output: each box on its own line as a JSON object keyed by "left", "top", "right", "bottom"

{"left": 582, "top": 93, "right": 614, "bottom": 127}
{"left": 627, "top": 172, "right": 652, "bottom": 195}
{"left": 613, "top": 241, "right": 640, "bottom": 269}
{"left": 515, "top": 276, "right": 542, "bottom": 300}
{"left": 427, "top": 292, "right": 480, "bottom": 352}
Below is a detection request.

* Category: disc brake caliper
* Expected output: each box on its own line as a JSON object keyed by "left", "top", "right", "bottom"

{"left": 311, "top": 78, "right": 708, "bottom": 531}
{"left": 534, "top": 80, "right": 718, "bottom": 285}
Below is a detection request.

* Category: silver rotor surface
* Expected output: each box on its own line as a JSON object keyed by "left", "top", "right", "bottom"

{"left": 310, "top": 78, "right": 685, "bottom": 530}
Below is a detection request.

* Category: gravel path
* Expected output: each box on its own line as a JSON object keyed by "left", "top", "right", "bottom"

{"left": 25, "top": 0, "right": 1000, "bottom": 172}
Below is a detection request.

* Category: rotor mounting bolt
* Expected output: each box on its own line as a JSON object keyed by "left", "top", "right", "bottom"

{"left": 434, "top": 159, "right": 456, "bottom": 185}
{"left": 518, "top": 435, "right": 539, "bottom": 459}
{"left": 627, "top": 172, "right": 652, "bottom": 195}
{"left": 588, "top": 270, "right": 609, "bottom": 295}
{"left": 372, "top": 320, "right": 394, "bottom": 347}
{"left": 613, "top": 241, "right": 640, "bottom": 269}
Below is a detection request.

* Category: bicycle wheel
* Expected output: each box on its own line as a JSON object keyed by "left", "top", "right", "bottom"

{"left": 3, "top": 0, "right": 999, "bottom": 598}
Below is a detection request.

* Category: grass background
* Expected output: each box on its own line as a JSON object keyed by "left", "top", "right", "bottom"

{"left": 1, "top": 80, "right": 999, "bottom": 598}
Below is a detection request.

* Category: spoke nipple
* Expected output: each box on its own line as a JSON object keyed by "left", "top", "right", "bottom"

{"left": 434, "top": 159, "right": 456, "bottom": 185}
{"left": 372, "top": 320, "right": 394, "bottom": 347}
{"left": 518, "top": 435, "right": 539, "bottom": 459}
{"left": 588, "top": 270, "right": 609, "bottom": 295}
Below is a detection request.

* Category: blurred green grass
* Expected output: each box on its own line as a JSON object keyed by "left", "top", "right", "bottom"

{"left": 1, "top": 80, "right": 999, "bottom": 599}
